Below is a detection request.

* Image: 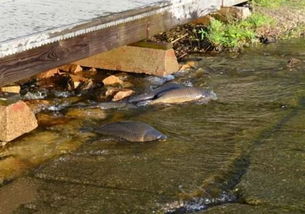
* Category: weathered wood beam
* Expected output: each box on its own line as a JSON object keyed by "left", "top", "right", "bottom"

{"left": 0, "top": 0, "right": 223, "bottom": 86}
{"left": 0, "top": 0, "right": 248, "bottom": 86}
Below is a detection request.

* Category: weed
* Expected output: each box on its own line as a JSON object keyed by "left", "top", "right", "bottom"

{"left": 252, "top": 0, "right": 286, "bottom": 8}
{"left": 199, "top": 13, "right": 274, "bottom": 49}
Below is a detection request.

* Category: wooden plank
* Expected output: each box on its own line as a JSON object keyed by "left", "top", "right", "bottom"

{"left": 0, "top": 0, "right": 220, "bottom": 58}
{"left": 0, "top": 0, "right": 223, "bottom": 86}
{"left": 0, "top": 0, "right": 164, "bottom": 57}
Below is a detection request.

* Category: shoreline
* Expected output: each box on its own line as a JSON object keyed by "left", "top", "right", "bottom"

{"left": 151, "top": 0, "right": 305, "bottom": 59}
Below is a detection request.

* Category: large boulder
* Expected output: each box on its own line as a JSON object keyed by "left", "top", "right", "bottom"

{"left": 0, "top": 100, "right": 38, "bottom": 142}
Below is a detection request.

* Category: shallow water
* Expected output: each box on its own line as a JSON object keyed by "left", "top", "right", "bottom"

{"left": 1, "top": 39, "right": 305, "bottom": 213}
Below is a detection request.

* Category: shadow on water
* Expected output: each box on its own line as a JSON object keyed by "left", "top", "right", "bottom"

{"left": 1, "top": 39, "right": 305, "bottom": 213}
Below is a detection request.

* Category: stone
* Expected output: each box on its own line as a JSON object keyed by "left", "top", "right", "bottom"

{"left": 0, "top": 157, "right": 29, "bottom": 184}
{"left": 102, "top": 75, "right": 123, "bottom": 86}
{"left": 65, "top": 108, "right": 106, "bottom": 120}
{"left": 74, "top": 45, "right": 180, "bottom": 76}
{"left": 179, "top": 61, "right": 198, "bottom": 71}
{"left": 112, "top": 89, "right": 135, "bottom": 101}
{"left": 37, "top": 114, "right": 70, "bottom": 127}
{"left": 105, "top": 87, "right": 120, "bottom": 97}
{"left": 287, "top": 57, "right": 302, "bottom": 68}
{"left": 212, "top": 6, "right": 251, "bottom": 22}
{"left": 0, "top": 85, "right": 21, "bottom": 94}
{"left": 191, "top": 15, "right": 213, "bottom": 26}
{"left": 36, "top": 68, "right": 60, "bottom": 80}
{"left": 69, "top": 74, "right": 89, "bottom": 89}
{"left": 0, "top": 101, "right": 38, "bottom": 142}
{"left": 59, "top": 64, "right": 83, "bottom": 74}
{"left": 24, "top": 100, "right": 50, "bottom": 113}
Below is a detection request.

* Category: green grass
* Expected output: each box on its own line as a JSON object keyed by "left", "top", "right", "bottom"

{"left": 252, "top": 0, "right": 305, "bottom": 8}
{"left": 252, "top": 0, "right": 287, "bottom": 8}
{"left": 199, "top": 13, "right": 274, "bottom": 49}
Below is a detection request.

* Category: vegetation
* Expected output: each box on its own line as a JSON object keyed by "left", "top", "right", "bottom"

{"left": 198, "top": 13, "right": 274, "bottom": 49}
{"left": 252, "top": 0, "right": 305, "bottom": 8}
{"left": 252, "top": 0, "right": 286, "bottom": 8}
{"left": 153, "top": 0, "right": 305, "bottom": 56}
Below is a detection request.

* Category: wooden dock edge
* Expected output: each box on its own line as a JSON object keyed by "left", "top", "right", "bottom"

{"left": 0, "top": 0, "right": 247, "bottom": 87}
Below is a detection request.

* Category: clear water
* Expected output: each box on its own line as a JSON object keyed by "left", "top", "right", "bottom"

{"left": 0, "top": 39, "right": 305, "bottom": 214}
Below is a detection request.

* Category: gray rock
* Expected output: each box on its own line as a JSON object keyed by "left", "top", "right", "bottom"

{"left": 93, "top": 102, "right": 136, "bottom": 110}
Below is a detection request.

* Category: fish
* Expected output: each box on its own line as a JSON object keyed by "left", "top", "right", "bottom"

{"left": 96, "top": 121, "right": 167, "bottom": 142}
{"left": 149, "top": 87, "right": 217, "bottom": 104}
{"left": 128, "top": 82, "right": 184, "bottom": 103}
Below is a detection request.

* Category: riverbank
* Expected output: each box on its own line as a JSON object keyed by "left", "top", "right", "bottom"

{"left": 152, "top": 0, "right": 305, "bottom": 58}
{"left": 1, "top": 37, "right": 305, "bottom": 213}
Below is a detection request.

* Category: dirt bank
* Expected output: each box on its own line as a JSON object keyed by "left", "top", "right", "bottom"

{"left": 151, "top": 1, "right": 305, "bottom": 59}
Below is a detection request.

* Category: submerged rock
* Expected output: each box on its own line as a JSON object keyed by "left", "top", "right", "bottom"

{"left": 112, "top": 89, "right": 135, "bottom": 101}
{"left": 89, "top": 102, "right": 136, "bottom": 110}
{"left": 65, "top": 108, "right": 106, "bottom": 120}
{"left": 145, "top": 74, "right": 175, "bottom": 85}
{"left": 287, "top": 57, "right": 302, "bottom": 68}
{"left": 102, "top": 75, "right": 123, "bottom": 86}
{"left": 149, "top": 87, "right": 217, "bottom": 104}
{"left": 23, "top": 90, "right": 48, "bottom": 100}
{"left": 95, "top": 121, "right": 167, "bottom": 142}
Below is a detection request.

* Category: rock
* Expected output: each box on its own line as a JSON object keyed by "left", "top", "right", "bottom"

{"left": 25, "top": 100, "right": 50, "bottom": 113}
{"left": 102, "top": 75, "right": 123, "bottom": 86}
{"left": 260, "top": 36, "right": 276, "bottom": 44}
{"left": 95, "top": 121, "right": 167, "bottom": 142}
{"left": 122, "top": 81, "right": 134, "bottom": 88}
{"left": 59, "top": 64, "right": 83, "bottom": 74}
{"left": 77, "top": 79, "right": 95, "bottom": 93}
{"left": 79, "top": 68, "right": 98, "bottom": 79}
{"left": 179, "top": 61, "right": 198, "bottom": 72}
{"left": 212, "top": 6, "right": 252, "bottom": 22}
{"left": 69, "top": 74, "right": 89, "bottom": 89}
{"left": 90, "top": 102, "right": 136, "bottom": 110}
{"left": 191, "top": 15, "right": 213, "bottom": 26}
{"left": 0, "top": 85, "right": 21, "bottom": 94}
{"left": 287, "top": 57, "right": 302, "bottom": 67}
{"left": 36, "top": 68, "right": 60, "bottom": 80}
{"left": 112, "top": 89, "right": 135, "bottom": 101}
{"left": 52, "top": 91, "right": 72, "bottom": 98}
{"left": 65, "top": 108, "right": 106, "bottom": 120}
{"left": 105, "top": 87, "right": 120, "bottom": 97}
{"left": 145, "top": 74, "right": 175, "bottom": 86}
{"left": 23, "top": 90, "right": 48, "bottom": 100}
{"left": 0, "top": 157, "right": 29, "bottom": 184}
{"left": 0, "top": 101, "right": 38, "bottom": 142}
{"left": 37, "top": 114, "right": 70, "bottom": 127}
{"left": 37, "top": 73, "right": 70, "bottom": 90}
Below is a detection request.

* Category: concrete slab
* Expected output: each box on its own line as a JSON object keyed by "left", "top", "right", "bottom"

{"left": 75, "top": 45, "right": 180, "bottom": 76}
